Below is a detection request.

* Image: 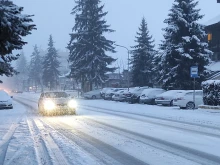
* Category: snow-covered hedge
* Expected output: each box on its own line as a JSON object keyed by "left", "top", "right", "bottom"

{"left": 202, "top": 80, "right": 220, "bottom": 106}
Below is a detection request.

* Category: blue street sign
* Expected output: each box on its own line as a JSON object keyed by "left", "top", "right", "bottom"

{"left": 190, "top": 66, "right": 198, "bottom": 78}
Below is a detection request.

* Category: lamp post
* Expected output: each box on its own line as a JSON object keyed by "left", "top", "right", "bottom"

{"left": 115, "top": 44, "right": 130, "bottom": 91}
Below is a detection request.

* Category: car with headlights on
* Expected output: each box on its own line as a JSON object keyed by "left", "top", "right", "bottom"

{"left": 38, "top": 91, "right": 77, "bottom": 116}
{"left": 0, "top": 90, "right": 13, "bottom": 109}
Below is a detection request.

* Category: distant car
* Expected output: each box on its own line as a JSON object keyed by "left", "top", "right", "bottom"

{"left": 127, "top": 87, "right": 150, "bottom": 104}
{"left": 173, "top": 90, "right": 203, "bottom": 109}
{"left": 104, "top": 88, "right": 124, "bottom": 100}
{"left": 155, "top": 90, "right": 185, "bottom": 106}
{"left": 84, "top": 89, "right": 102, "bottom": 99}
{"left": 38, "top": 91, "right": 77, "bottom": 116}
{"left": 0, "top": 90, "right": 13, "bottom": 109}
{"left": 12, "top": 90, "right": 23, "bottom": 93}
{"left": 140, "top": 88, "right": 166, "bottom": 105}
{"left": 112, "top": 89, "right": 127, "bottom": 101}
{"left": 100, "top": 88, "right": 113, "bottom": 99}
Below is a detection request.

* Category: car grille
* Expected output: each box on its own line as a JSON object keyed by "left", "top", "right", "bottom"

{"left": 57, "top": 103, "right": 67, "bottom": 107}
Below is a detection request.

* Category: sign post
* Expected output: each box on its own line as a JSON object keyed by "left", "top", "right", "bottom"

{"left": 190, "top": 66, "right": 198, "bottom": 110}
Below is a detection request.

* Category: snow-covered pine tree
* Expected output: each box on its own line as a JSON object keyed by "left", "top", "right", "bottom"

{"left": 29, "top": 45, "right": 43, "bottom": 90}
{"left": 159, "top": 0, "right": 212, "bottom": 90}
{"left": 16, "top": 51, "right": 28, "bottom": 76}
{"left": 15, "top": 51, "right": 28, "bottom": 89}
{"left": 0, "top": 0, "right": 35, "bottom": 83}
{"left": 42, "top": 35, "right": 60, "bottom": 90}
{"left": 131, "top": 18, "right": 155, "bottom": 87}
{"left": 68, "top": 0, "right": 116, "bottom": 91}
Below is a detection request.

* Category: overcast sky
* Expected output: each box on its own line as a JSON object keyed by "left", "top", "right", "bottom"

{"left": 11, "top": 0, "right": 220, "bottom": 68}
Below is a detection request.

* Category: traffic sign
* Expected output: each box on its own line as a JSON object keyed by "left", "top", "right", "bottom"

{"left": 190, "top": 66, "right": 198, "bottom": 78}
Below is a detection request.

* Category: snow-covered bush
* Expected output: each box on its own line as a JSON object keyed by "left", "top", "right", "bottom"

{"left": 202, "top": 80, "right": 220, "bottom": 106}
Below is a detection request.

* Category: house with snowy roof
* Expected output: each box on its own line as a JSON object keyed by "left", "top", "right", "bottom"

{"left": 205, "top": 14, "right": 220, "bottom": 80}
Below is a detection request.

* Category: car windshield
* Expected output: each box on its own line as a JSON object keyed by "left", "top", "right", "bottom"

{"left": 44, "top": 92, "right": 68, "bottom": 98}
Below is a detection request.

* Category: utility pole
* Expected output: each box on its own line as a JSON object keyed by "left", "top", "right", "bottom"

{"left": 115, "top": 44, "right": 130, "bottom": 91}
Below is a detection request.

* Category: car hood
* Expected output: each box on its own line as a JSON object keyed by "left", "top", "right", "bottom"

{"left": 0, "top": 96, "right": 10, "bottom": 102}
{"left": 44, "top": 98, "right": 71, "bottom": 104}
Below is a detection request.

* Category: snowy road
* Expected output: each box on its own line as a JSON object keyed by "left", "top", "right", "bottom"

{"left": 1, "top": 94, "right": 220, "bottom": 165}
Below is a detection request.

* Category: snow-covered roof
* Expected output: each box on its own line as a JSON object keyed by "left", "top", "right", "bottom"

{"left": 202, "top": 80, "right": 220, "bottom": 85}
{"left": 204, "top": 14, "right": 220, "bottom": 26}
{"left": 207, "top": 61, "right": 220, "bottom": 72}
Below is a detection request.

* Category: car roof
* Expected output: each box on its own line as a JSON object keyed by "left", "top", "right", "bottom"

{"left": 142, "top": 88, "right": 164, "bottom": 94}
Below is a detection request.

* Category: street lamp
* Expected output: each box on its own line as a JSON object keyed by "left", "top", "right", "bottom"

{"left": 114, "top": 44, "right": 130, "bottom": 91}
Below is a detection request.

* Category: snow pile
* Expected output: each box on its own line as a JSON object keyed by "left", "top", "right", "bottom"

{"left": 202, "top": 80, "right": 220, "bottom": 106}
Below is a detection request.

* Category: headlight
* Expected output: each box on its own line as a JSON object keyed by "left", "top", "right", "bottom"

{"left": 44, "top": 100, "right": 56, "bottom": 111}
{"left": 68, "top": 100, "right": 77, "bottom": 109}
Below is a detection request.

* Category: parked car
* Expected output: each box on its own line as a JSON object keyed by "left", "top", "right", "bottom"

{"left": 38, "top": 91, "right": 77, "bottom": 116}
{"left": 100, "top": 88, "right": 112, "bottom": 99}
{"left": 0, "top": 90, "right": 13, "bottom": 109}
{"left": 127, "top": 87, "right": 150, "bottom": 104}
{"left": 140, "top": 88, "right": 166, "bottom": 105}
{"left": 84, "top": 89, "right": 102, "bottom": 99}
{"left": 112, "top": 89, "right": 127, "bottom": 101}
{"left": 173, "top": 90, "right": 203, "bottom": 109}
{"left": 104, "top": 88, "right": 124, "bottom": 100}
{"left": 155, "top": 90, "right": 185, "bottom": 106}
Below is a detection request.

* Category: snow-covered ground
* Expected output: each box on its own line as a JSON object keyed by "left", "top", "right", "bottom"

{"left": 1, "top": 92, "right": 220, "bottom": 165}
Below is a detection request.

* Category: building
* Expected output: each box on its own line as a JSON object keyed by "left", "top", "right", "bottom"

{"left": 205, "top": 15, "right": 220, "bottom": 80}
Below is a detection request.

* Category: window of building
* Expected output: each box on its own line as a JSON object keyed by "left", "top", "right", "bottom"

{"left": 208, "top": 33, "right": 212, "bottom": 41}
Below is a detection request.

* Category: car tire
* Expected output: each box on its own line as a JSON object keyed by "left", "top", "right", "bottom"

{"left": 92, "top": 95, "right": 96, "bottom": 99}
{"left": 186, "top": 102, "right": 195, "bottom": 109}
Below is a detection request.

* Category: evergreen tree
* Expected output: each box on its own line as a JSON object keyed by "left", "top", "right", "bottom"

{"left": 42, "top": 35, "right": 60, "bottom": 90}
{"left": 16, "top": 51, "right": 28, "bottom": 76}
{"left": 15, "top": 51, "right": 28, "bottom": 90}
{"left": 29, "top": 45, "right": 43, "bottom": 90}
{"left": 159, "top": 0, "right": 212, "bottom": 90}
{"left": 68, "top": 0, "right": 116, "bottom": 91}
{"left": 0, "top": 0, "right": 35, "bottom": 83}
{"left": 131, "top": 18, "right": 155, "bottom": 87}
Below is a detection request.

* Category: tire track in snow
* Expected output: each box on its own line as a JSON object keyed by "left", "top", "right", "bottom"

{"left": 0, "top": 114, "right": 23, "bottom": 165}
{"left": 15, "top": 97, "right": 220, "bottom": 164}
{"left": 15, "top": 96, "right": 220, "bottom": 132}
{"left": 43, "top": 118, "right": 149, "bottom": 165}
{"left": 81, "top": 105, "right": 220, "bottom": 138}
{"left": 0, "top": 123, "right": 19, "bottom": 165}
{"left": 27, "top": 118, "right": 53, "bottom": 165}
{"left": 34, "top": 119, "right": 70, "bottom": 165}
{"left": 74, "top": 117, "right": 220, "bottom": 165}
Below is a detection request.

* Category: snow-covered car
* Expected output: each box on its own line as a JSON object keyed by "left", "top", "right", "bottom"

{"left": 173, "top": 90, "right": 203, "bottom": 109}
{"left": 155, "top": 90, "right": 185, "bottom": 106}
{"left": 140, "top": 88, "right": 166, "bottom": 105}
{"left": 0, "top": 90, "right": 13, "bottom": 109}
{"left": 100, "top": 88, "right": 112, "bottom": 99}
{"left": 38, "top": 91, "right": 77, "bottom": 116}
{"left": 104, "top": 88, "right": 124, "bottom": 100}
{"left": 127, "top": 87, "right": 150, "bottom": 104}
{"left": 83, "top": 89, "right": 102, "bottom": 99}
{"left": 112, "top": 89, "right": 127, "bottom": 101}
